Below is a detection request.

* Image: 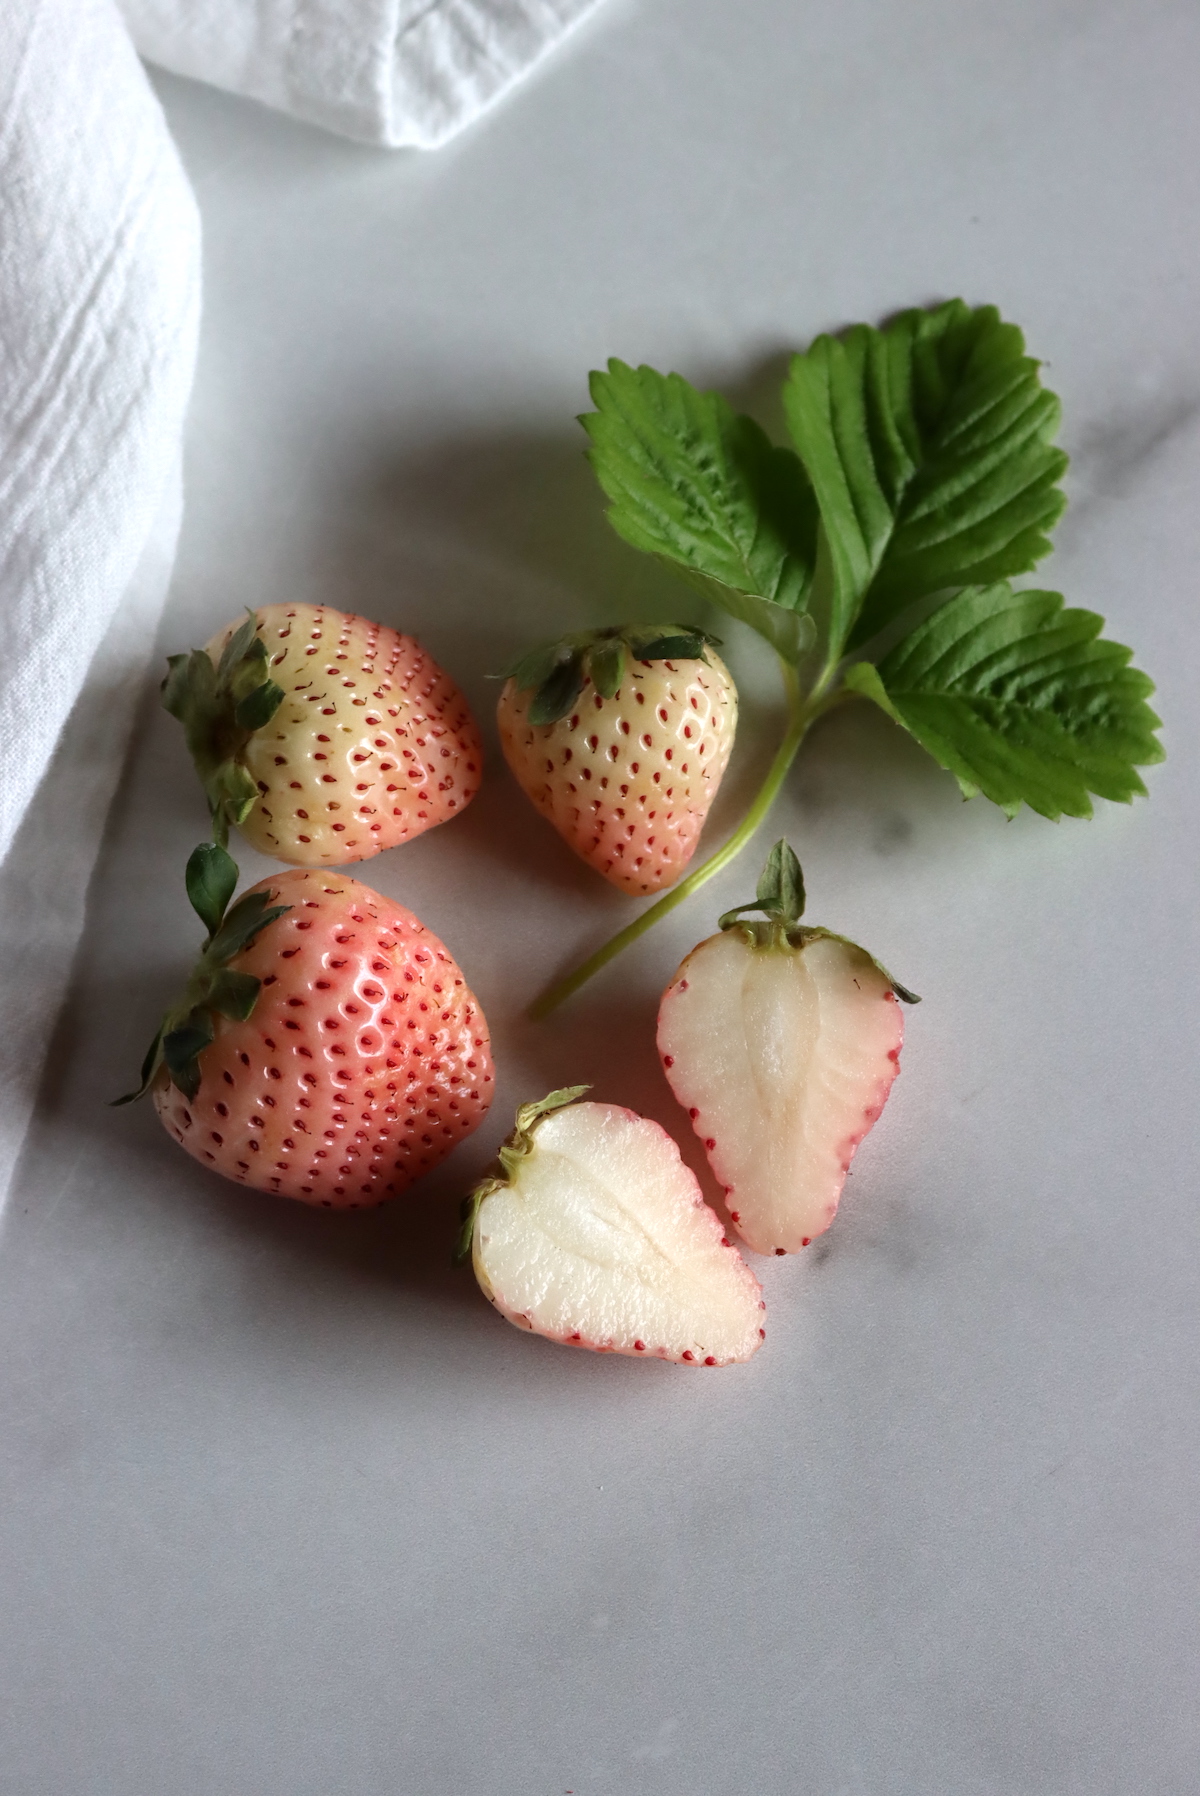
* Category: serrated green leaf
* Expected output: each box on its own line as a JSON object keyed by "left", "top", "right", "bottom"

{"left": 186, "top": 842, "right": 239, "bottom": 938}
{"left": 234, "top": 679, "right": 285, "bottom": 733}
{"left": 584, "top": 360, "right": 817, "bottom": 655}
{"left": 208, "top": 969, "right": 262, "bottom": 1022}
{"left": 783, "top": 302, "right": 1068, "bottom": 657}
{"left": 844, "top": 583, "right": 1164, "bottom": 820}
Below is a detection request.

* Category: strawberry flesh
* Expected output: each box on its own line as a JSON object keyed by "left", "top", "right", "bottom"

{"left": 472, "top": 1100, "right": 764, "bottom": 1363}
{"left": 658, "top": 931, "right": 903, "bottom": 1254}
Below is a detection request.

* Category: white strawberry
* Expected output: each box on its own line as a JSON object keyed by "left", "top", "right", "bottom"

{"left": 458, "top": 1088, "right": 765, "bottom": 1365}
{"left": 657, "top": 842, "right": 918, "bottom": 1256}
{"left": 497, "top": 624, "right": 737, "bottom": 896}
{"left": 163, "top": 604, "right": 481, "bottom": 865}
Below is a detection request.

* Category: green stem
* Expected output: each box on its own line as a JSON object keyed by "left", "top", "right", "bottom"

{"left": 530, "top": 658, "right": 827, "bottom": 1019}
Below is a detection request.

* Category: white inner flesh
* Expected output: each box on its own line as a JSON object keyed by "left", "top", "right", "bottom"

{"left": 659, "top": 933, "right": 902, "bottom": 1254}
{"left": 475, "top": 1103, "right": 762, "bottom": 1363}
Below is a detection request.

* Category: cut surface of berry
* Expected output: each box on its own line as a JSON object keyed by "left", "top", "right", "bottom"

{"left": 467, "top": 1095, "right": 764, "bottom": 1364}
{"left": 497, "top": 630, "right": 736, "bottom": 897}
{"left": 658, "top": 930, "right": 904, "bottom": 1255}
{"left": 193, "top": 603, "right": 481, "bottom": 865}
{"left": 152, "top": 869, "right": 493, "bottom": 1208}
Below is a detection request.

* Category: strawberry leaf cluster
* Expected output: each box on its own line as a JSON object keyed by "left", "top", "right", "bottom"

{"left": 583, "top": 301, "right": 1162, "bottom": 822}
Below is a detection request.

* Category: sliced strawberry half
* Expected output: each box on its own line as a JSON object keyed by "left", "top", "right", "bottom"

{"left": 658, "top": 841, "right": 919, "bottom": 1256}
{"left": 458, "top": 1089, "right": 765, "bottom": 1364}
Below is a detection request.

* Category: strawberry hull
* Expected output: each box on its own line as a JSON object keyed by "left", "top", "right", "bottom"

{"left": 657, "top": 930, "right": 904, "bottom": 1255}
{"left": 154, "top": 870, "right": 493, "bottom": 1207}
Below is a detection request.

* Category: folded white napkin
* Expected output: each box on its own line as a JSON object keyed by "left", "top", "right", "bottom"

{"left": 0, "top": 0, "right": 601, "bottom": 1200}
{"left": 119, "top": 0, "right": 602, "bottom": 147}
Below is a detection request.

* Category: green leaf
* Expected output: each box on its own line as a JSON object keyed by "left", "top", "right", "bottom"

{"left": 234, "top": 679, "right": 285, "bottom": 733}
{"left": 185, "top": 842, "right": 239, "bottom": 938}
{"left": 782, "top": 301, "right": 1068, "bottom": 656}
{"left": 208, "top": 969, "right": 262, "bottom": 1022}
{"left": 844, "top": 583, "right": 1164, "bottom": 820}
{"left": 584, "top": 360, "right": 818, "bottom": 657}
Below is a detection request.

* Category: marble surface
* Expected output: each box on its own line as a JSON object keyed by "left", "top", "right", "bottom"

{"left": 3, "top": 1, "right": 1199, "bottom": 1790}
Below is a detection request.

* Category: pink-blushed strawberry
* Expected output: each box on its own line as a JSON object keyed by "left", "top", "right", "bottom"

{"left": 117, "top": 847, "right": 493, "bottom": 1208}
{"left": 457, "top": 1087, "right": 765, "bottom": 1365}
{"left": 496, "top": 625, "right": 737, "bottom": 897}
{"left": 162, "top": 603, "right": 482, "bottom": 866}
{"left": 657, "top": 841, "right": 918, "bottom": 1256}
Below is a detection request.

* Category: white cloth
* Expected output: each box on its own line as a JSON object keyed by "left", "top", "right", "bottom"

{"left": 119, "top": 0, "right": 602, "bottom": 148}
{"left": 0, "top": 0, "right": 601, "bottom": 1200}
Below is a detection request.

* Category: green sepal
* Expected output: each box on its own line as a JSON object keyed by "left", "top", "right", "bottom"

{"left": 162, "top": 1017, "right": 215, "bottom": 1102}
{"left": 453, "top": 1085, "right": 591, "bottom": 1268}
{"left": 234, "top": 680, "right": 285, "bottom": 733}
{"left": 718, "top": 838, "right": 806, "bottom": 930}
{"left": 587, "top": 638, "right": 627, "bottom": 699}
{"left": 111, "top": 1022, "right": 167, "bottom": 1107}
{"left": 717, "top": 840, "right": 919, "bottom": 1002}
{"left": 186, "top": 842, "right": 239, "bottom": 938}
{"left": 215, "top": 612, "right": 261, "bottom": 682}
{"left": 113, "top": 848, "right": 292, "bottom": 1108}
{"left": 208, "top": 969, "right": 263, "bottom": 1022}
{"left": 501, "top": 639, "right": 569, "bottom": 692}
{"left": 208, "top": 889, "right": 290, "bottom": 963}
{"left": 504, "top": 624, "right": 724, "bottom": 726}
{"left": 161, "top": 608, "right": 287, "bottom": 847}
{"left": 528, "top": 656, "right": 587, "bottom": 726}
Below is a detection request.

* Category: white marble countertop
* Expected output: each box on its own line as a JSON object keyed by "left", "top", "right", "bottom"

{"left": 3, "top": 2, "right": 1199, "bottom": 1790}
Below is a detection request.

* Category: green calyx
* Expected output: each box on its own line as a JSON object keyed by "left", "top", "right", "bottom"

{"left": 718, "top": 840, "right": 920, "bottom": 1003}
{"left": 453, "top": 1085, "right": 590, "bottom": 1265}
{"left": 112, "top": 843, "right": 290, "bottom": 1106}
{"left": 501, "top": 625, "right": 722, "bottom": 727}
{"left": 161, "top": 610, "right": 285, "bottom": 848}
